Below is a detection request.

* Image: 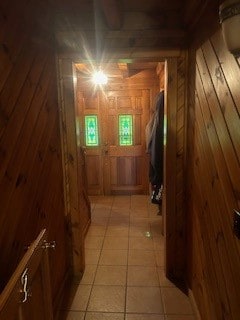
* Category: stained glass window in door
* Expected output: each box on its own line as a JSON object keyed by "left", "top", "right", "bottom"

{"left": 119, "top": 115, "right": 133, "bottom": 146}
{"left": 85, "top": 115, "right": 99, "bottom": 146}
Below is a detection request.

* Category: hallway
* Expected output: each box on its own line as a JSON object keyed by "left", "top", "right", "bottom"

{"left": 65, "top": 195, "right": 196, "bottom": 320}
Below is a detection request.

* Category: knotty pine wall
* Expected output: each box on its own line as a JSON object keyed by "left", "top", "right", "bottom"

{"left": 187, "top": 24, "right": 240, "bottom": 320}
{"left": 0, "top": 0, "right": 69, "bottom": 312}
{"left": 164, "top": 53, "right": 187, "bottom": 287}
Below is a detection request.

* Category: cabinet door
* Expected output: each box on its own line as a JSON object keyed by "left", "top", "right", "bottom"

{"left": 0, "top": 229, "right": 53, "bottom": 320}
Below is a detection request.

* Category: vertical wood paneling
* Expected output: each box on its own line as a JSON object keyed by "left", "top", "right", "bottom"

{"left": 0, "top": 0, "right": 70, "bottom": 315}
{"left": 187, "top": 24, "right": 240, "bottom": 320}
{"left": 164, "top": 53, "right": 187, "bottom": 288}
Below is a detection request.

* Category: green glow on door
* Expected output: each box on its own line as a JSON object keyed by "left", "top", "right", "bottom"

{"left": 85, "top": 115, "right": 99, "bottom": 146}
{"left": 119, "top": 115, "right": 133, "bottom": 146}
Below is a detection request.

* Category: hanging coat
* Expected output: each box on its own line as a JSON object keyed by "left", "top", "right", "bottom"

{"left": 146, "top": 91, "right": 164, "bottom": 187}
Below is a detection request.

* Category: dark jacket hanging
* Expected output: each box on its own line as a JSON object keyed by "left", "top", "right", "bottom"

{"left": 146, "top": 91, "right": 164, "bottom": 188}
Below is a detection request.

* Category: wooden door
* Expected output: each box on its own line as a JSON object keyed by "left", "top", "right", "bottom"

{"left": 77, "top": 89, "right": 150, "bottom": 195}
{"left": 77, "top": 90, "right": 104, "bottom": 195}
{"left": 0, "top": 229, "right": 53, "bottom": 320}
{"left": 102, "top": 89, "right": 150, "bottom": 195}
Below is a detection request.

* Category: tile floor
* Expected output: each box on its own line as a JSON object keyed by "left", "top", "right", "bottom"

{"left": 65, "top": 195, "right": 197, "bottom": 320}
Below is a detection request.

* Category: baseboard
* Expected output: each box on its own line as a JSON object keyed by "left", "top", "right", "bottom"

{"left": 189, "top": 289, "right": 202, "bottom": 320}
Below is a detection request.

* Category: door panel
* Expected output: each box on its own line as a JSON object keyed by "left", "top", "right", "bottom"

{"left": 78, "top": 91, "right": 103, "bottom": 195}
{"left": 103, "top": 89, "right": 149, "bottom": 195}
{"left": 78, "top": 89, "right": 150, "bottom": 195}
{"left": 0, "top": 230, "right": 53, "bottom": 320}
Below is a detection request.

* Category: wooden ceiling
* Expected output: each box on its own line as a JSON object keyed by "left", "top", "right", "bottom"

{"left": 54, "top": 0, "right": 215, "bottom": 78}
{"left": 55, "top": 0, "right": 186, "bottom": 56}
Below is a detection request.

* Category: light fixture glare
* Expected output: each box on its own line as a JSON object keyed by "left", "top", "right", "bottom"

{"left": 92, "top": 70, "right": 108, "bottom": 85}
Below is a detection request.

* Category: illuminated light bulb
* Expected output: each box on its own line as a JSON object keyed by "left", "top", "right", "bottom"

{"left": 92, "top": 70, "right": 108, "bottom": 85}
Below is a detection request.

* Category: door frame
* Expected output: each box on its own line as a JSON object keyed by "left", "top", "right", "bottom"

{"left": 56, "top": 52, "right": 188, "bottom": 288}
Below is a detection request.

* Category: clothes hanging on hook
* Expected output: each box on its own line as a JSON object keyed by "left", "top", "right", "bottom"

{"left": 146, "top": 90, "right": 164, "bottom": 205}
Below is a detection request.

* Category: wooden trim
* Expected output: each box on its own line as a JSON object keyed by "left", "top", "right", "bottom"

{"left": 57, "top": 49, "right": 182, "bottom": 61}
{"left": 164, "top": 57, "right": 178, "bottom": 273}
{"left": 57, "top": 58, "right": 85, "bottom": 277}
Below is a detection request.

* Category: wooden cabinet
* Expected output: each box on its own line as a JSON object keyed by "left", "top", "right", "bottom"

{"left": 0, "top": 230, "right": 53, "bottom": 320}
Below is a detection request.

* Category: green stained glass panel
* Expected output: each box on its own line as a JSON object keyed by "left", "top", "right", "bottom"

{"left": 119, "top": 115, "right": 133, "bottom": 146}
{"left": 85, "top": 115, "right": 99, "bottom": 146}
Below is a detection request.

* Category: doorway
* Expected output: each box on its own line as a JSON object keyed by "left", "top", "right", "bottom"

{"left": 57, "top": 54, "right": 187, "bottom": 290}
{"left": 75, "top": 63, "right": 158, "bottom": 196}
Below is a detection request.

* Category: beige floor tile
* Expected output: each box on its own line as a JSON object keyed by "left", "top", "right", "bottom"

{"left": 129, "top": 208, "right": 149, "bottom": 218}
{"left": 161, "top": 287, "right": 194, "bottom": 315}
{"left": 99, "top": 249, "right": 128, "bottom": 265}
{"left": 94, "top": 265, "right": 127, "bottom": 285}
{"left": 129, "top": 237, "right": 154, "bottom": 250}
{"left": 155, "top": 251, "right": 164, "bottom": 267}
{"left": 165, "top": 316, "right": 196, "bottom": 320}
{"left": 157, "top": 268, "right": 174, "bottom": 287}
{"left": 68, "top": 196, "right": 197, "bottom": 320}
{"left": 88, "top": 285, "right": 126, "bottom": 312}
{"left": 127, "top": 266, "right": 159, "bottom": 286}
{"left": 80, "top": 265, "right": 97, "bottom": 285}
{"left": 103, "top": 236, "right": 129, "bottom": 250}
{"left": 106, "top": 226, "right": 129, "bottom": 237}
{"left": 130, "top": 218, "right": 150, "bottom": 228}
{"left": 129, "top": 226, "right": 151, "bottom": 238}
{"left": 126, "top": 314, "right": 165, "bottom": 320}
{"left": 92, "top": 209, "right": 111, "bottom": 217}
{"left": 91, "top": 216, "right": 109, "bottom": 227}
{"left": 87, "top": 226, "right": 106, "bottom": 236}
{"left": 85, "top": 236, "right": 104, "bottom": 250}
{"left": 128, "top": 250, "right": 156, "bottom": 266}
{"left": 130, "top": 195, "right": 149, "bottom": 209}
{"left": 70, "top": 285, "right": 92, "bottom": 311}
{"left": 91, "top": 210, "right": 111, "bottom": 219}
{"left": 148, "top": 203, "right": 161, "bottom": 215}
{"left": 153, "top": 236, "right": 165, "bottom": 251}
{"left": 126, "top": 286, "right": 163, "bottom": 313}
{"left": 111, "top": 208, "right": 130, "bottom": 217}
{"left": 85, "top": 249, "right": 101, "bottom": 265}
{"left": 66, "top": 311, "right": 85, "bottom": 320}
{"left": 108, "top": 217, "right": 129, "bottom": 227}
{"left": 113, "top": 196, "right": 131, "bottom": 208}
{"left": 85, "top": 312, "right": 124, "bottom": 320}
{"left": 150, "top": 219, "right": 163, "bottom": 237}
{"left": 94, "top": 196, "right": 113, "bottom": 205}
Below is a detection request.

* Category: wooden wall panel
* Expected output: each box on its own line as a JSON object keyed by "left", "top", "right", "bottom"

{"left": 0, "top": 0, "right": 70, "bottom": 315}
{"left": 187, "top": 25, "right": 240, "bottom": 320}
{"left": 164, "top": 53, "right": 187, "bottom": 288}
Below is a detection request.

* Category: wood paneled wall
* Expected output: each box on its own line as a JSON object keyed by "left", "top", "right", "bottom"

{"left": 0, "top": 0, "right": 69, "bottom": 313}
{"left": 164, "top": 53, "right": 187, "bottom": 288}
{"left": 187, "top": 25, "right": 240, "bottom": 320}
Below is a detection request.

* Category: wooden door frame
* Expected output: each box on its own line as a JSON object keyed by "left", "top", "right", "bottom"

{"left": 56, "top": 52, "right": 188, "bottom": 289}
{"left": 56, "top": 58, "right": 85, "bottom": 278}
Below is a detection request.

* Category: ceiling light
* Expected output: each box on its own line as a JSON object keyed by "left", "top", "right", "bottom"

{"left": 92, "top": 70, "right": 108, "bottom": 85}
